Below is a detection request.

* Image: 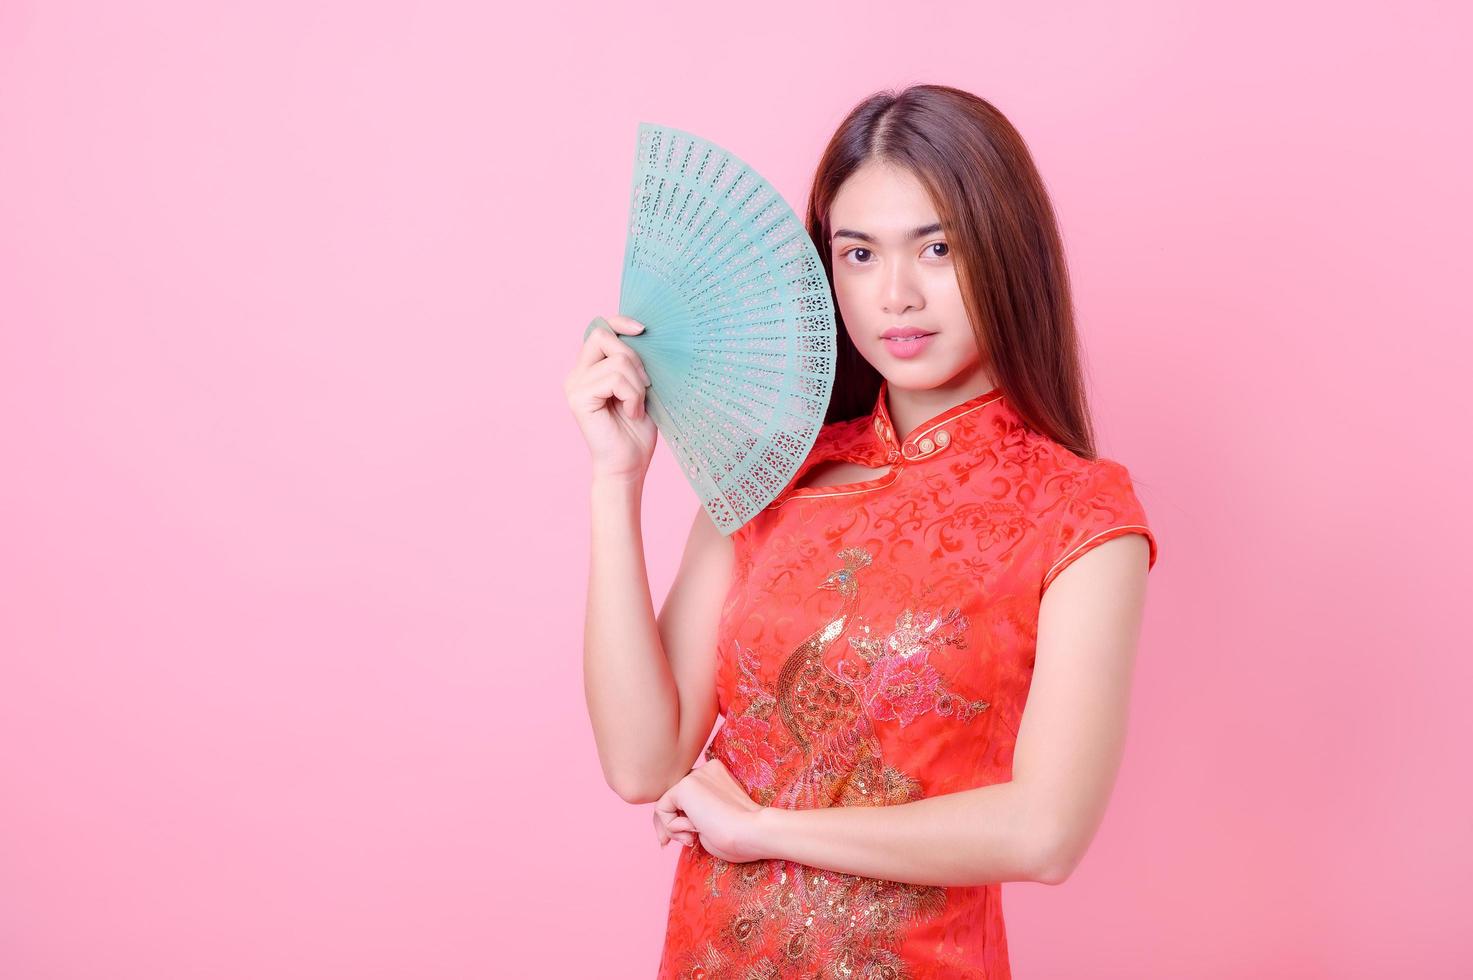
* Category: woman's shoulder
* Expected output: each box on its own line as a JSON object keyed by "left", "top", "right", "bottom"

{"left": 1003, "top": 422, "right": 1140, "bottom": 498}
{"left": 1014, "top": 435, "right": 1158, "bottom": 584}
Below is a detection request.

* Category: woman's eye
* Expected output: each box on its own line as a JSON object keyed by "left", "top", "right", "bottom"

{"left": 840, "top": 243, "right": 947, "bottom": 264}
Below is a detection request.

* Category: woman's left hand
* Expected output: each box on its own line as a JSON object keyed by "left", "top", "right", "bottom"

{"left": 652, "top": 757, "right": 768, "bottom": 864}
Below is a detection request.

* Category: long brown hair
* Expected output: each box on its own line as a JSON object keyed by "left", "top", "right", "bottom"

{"left": 805, "top": 84, "right": 1098, "bottom": 459}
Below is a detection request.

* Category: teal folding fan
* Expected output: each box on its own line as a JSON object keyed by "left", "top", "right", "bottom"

{"left": 584, "top": 122, "right": 838, "bottom": 535}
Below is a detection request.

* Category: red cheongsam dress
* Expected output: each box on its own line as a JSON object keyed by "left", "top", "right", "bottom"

{"left": 657, "top": 379, "right": 1159, "bottom": 979}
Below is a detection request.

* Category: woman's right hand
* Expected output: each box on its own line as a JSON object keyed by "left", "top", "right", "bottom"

{"left": 565, "top": 314, "right": 658, "bottom": 482}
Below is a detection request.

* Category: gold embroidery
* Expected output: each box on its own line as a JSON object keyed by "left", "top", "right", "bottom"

{"left": 684, "top": 547, "right": 992, "bottom": 978}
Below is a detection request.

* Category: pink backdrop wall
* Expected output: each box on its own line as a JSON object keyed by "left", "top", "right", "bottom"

{"left": 2, "top": 2, "right": 1467, "bottom": 977}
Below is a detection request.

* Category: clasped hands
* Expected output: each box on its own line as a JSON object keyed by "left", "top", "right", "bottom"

{"left": 652, "top": 756, "right": 769, "bottom": 864}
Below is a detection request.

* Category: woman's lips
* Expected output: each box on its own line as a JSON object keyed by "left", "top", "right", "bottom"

{"left": 881, "top": 333, "right": 935, "bottom": 359}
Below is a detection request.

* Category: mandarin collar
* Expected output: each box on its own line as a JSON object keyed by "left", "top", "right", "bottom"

{"left": 868, "top": 379, "right": 1006, "bottom": 463}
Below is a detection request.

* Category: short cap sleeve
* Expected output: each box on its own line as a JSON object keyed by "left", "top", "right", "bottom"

{"left": 1042, "top": 459, "right": 1158, "bottom": 595}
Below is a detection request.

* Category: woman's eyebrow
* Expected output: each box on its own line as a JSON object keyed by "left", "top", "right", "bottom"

{"left": 831, "top": 222, "right": 944, "bottom": 244}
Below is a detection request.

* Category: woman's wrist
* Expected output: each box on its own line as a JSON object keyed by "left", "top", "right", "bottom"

{"left": 745, "top": 806, "right": 786, "bottom": 862}
{"left": 590, "top": 470, "right": 645, "bottom": 495}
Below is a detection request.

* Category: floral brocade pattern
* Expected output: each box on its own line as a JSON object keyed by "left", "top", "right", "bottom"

{"left": 657, "top": 382, "right": 1159, "bottom": 979}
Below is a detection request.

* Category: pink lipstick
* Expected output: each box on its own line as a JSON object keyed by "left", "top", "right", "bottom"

{"left": 880, "top": 327, "right": 936, "bottom": 359}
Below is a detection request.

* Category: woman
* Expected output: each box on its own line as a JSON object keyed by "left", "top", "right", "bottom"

{"left": 565, "top": 85, "right": 1159, "bottom": 979}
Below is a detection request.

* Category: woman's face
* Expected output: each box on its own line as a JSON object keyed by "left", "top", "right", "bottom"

{"left": 827, "top": 160, "right": 988, "bottom": 391}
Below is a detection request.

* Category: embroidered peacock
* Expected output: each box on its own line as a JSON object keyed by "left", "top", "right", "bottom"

{"left": 769, "top": 546, "right": 990, "bottom": 812}
{"left": 770, "top": 547, "right": 889, "bottom": 811}
{"left": 695, "top": 546, "right": 992, "bottom": 972}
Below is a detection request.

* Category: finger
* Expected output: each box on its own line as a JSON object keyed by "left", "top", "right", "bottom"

{"left": 596, "top": 358, "right": 651, "bottom": 405}
{"left": 583, "top": 315, "right": 647, "bottom": 344}
{"left": 603, "top": 314, "right": 648, "bottom": 334}
{"left": 667, "top": 815, "right": 696, "bottom": 834}
{"left": 579, "top": 363, "right": 646, "bottom": 420}
{"left": 581, "top": 358, "right": 646, "bottom": 401}
{"left": 652, "top": 810, "right": 670, "bottom": 847}
{"left": 576, "top": 321, "right": 629, "bottom": 370}
{"left": 595, "top": 342, "right": 652, "bottom": 387}
{"left": 671, "top": 830, "right": 696, "bottom": 847}
{"left": 580, "top": 332, "right": 653, "bottom": 391}
{"left": 577, "top": 316, "right": 646, "bottom": 369}
{"left": 607, "top": 375, "right": 642, "bottom": 420}
{"left": 575, "top": 344, "right": 652, "bottom": 402}
{"left": 615, "top": 349, "right": 652, "bottom": 387}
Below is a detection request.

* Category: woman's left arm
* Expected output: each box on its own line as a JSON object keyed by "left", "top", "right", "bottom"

{"left": 655, "top": 532, "right": 1153, "bottom": 888}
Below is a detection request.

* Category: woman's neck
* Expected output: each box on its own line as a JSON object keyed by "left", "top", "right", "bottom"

{"left": 884, "top": 367, "right": 999, "bottom": 443}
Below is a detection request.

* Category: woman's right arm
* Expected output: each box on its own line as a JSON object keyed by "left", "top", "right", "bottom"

{"left": 567, "top": 315, "right": 734, "bottom": 805}
{"left": 586, "top": 489, "right": 732, "bottom": 804}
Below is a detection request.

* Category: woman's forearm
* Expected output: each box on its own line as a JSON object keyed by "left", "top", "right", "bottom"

{"left": 746, "top": 780, "right": 1062, "bottom": 887}
{"left": 583, "top": 474, "right": 679, "bottom": 803}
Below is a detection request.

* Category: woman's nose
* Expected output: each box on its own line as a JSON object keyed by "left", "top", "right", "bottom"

{"left": 881, "top": 263, "right": 924, "bottom": 315}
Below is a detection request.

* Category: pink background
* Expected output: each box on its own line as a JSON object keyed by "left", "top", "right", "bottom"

{"left": 2, "top": 2, "right": 1467, "bottom": 977}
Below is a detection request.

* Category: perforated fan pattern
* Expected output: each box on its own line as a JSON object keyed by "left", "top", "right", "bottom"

{"left": 585, "top": 122, "right": 837, "bottom": 534}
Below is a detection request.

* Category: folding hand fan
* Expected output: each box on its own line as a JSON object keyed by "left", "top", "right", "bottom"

{"left": 584, "top": 121, "right": 838, "bottom": 535}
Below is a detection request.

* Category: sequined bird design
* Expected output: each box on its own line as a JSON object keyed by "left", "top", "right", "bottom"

{"left": 771, "top": 546, "right": 880, "bottom": 812}
{"left": 770, "top": 547, "right": 992, "bottom": 814}
{"left": 686, "top": 548, "right": 996, "bottom": 978}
